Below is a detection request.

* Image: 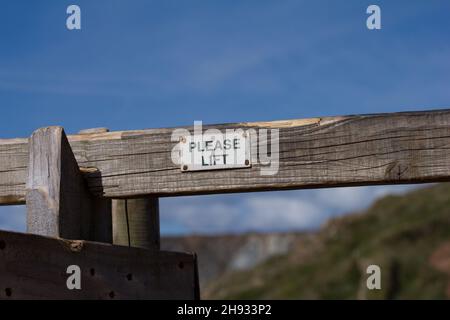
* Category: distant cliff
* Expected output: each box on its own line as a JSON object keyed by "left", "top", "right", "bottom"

{"left": 162, "top": 232, "right": 303, "bottom": 286}
{"left": 163, "top": 183, "right": 450, "bottom": 299}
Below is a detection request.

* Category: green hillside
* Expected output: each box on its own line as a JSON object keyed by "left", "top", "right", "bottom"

{"left": 204, "top": 183, "right": 450, "bottom": 299}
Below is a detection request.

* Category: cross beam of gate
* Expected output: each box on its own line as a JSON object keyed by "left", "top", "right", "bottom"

{"left": 2, "top": 109, "right": 450, "bottom": 205}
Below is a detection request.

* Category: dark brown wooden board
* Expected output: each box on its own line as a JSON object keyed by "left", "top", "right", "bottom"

{"left": 0, "top": 230, "right": 198, "bottom": 300}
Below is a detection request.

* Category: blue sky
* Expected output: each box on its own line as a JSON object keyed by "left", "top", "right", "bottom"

{"left": 0, "top": 1, "right": 449, "bottom": 234}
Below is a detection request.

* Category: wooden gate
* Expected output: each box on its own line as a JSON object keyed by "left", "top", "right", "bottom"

{"left": 1, "top": 108, "right": 450, "bottom": 299}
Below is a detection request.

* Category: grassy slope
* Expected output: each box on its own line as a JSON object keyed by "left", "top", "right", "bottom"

{"left": 204, "top": 183, "right": 450, "bottom": 299}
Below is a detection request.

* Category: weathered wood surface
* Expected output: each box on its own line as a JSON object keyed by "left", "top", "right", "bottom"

{"left": 2, "top": 109, "right": 450, "bottom": 204}
{"left": 26, "top": 127, "right": 112, "bottom": 241}
{"left": 0, "top": 230, "right": 197, "bottom": 300}
{"left": 112, "top": 198, "right": 160, "bottom": 250}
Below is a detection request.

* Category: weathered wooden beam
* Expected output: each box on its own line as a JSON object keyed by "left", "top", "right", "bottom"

{"left": 26, "top": 127, "right": 111, "bottom": 242}
{"left": 112, "top": 198, "right": 160, "bottom": 250}
{"left": 2, "top": 109, "right": 450, "bottom": 204}
{"left": 0, "top": 137, "right": 28, "bottom": 204}
{"left": 0, "top": 230, "right": 197, "bottom": 300}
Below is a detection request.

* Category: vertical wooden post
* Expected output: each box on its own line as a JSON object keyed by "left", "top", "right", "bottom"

{"left": 112, "top": 198, "right": 160, "bottom": 250}
{"left": 111, "top": 195, "right": 198, "bottom": 298}
{"left": 26, "top": 126, "right": 112, "bottom": 242}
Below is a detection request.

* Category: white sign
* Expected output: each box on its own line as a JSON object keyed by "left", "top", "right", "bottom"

{"left": 180, "top": 131, "right": 251, "bottom": 172}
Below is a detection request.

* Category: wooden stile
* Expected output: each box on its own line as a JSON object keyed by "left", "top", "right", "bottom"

{"left": 7, "top": 126, "right": 199, "bottom": 300}
{"left": 2, "top": 108, "right": 450, "bottom": 299}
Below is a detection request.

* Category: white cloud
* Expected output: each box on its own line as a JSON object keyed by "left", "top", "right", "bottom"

{"left": 160, "top": 185, "right": 420, "bottom": 235}
{"left": 0, "top": 185, "right": 422, "bottom": 235}
{"left": 314, "top": 185, "right": 414, "bottom": 213}
{"left": 242, "top": 196, "right": 322, "bottom": 230}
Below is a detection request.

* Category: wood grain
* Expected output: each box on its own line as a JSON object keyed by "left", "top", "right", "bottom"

{"left": 2, "top": 109, "right": 450, "bottom": 204}
{"left": 0, "top": 229, "right": 197, "bottom": 300}
{"left": 112, "top": 198, "right": 160, "bottom": 250}
{"left": 26, "top": 127, "right": 112, "bottom": 242}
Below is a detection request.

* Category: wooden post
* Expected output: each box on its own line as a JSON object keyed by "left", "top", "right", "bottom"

{"left": 112, "top": 198, "right": 160, "bottom": 250}
{"left": 26, "top": 126, "right": 112, "bottom": 242}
